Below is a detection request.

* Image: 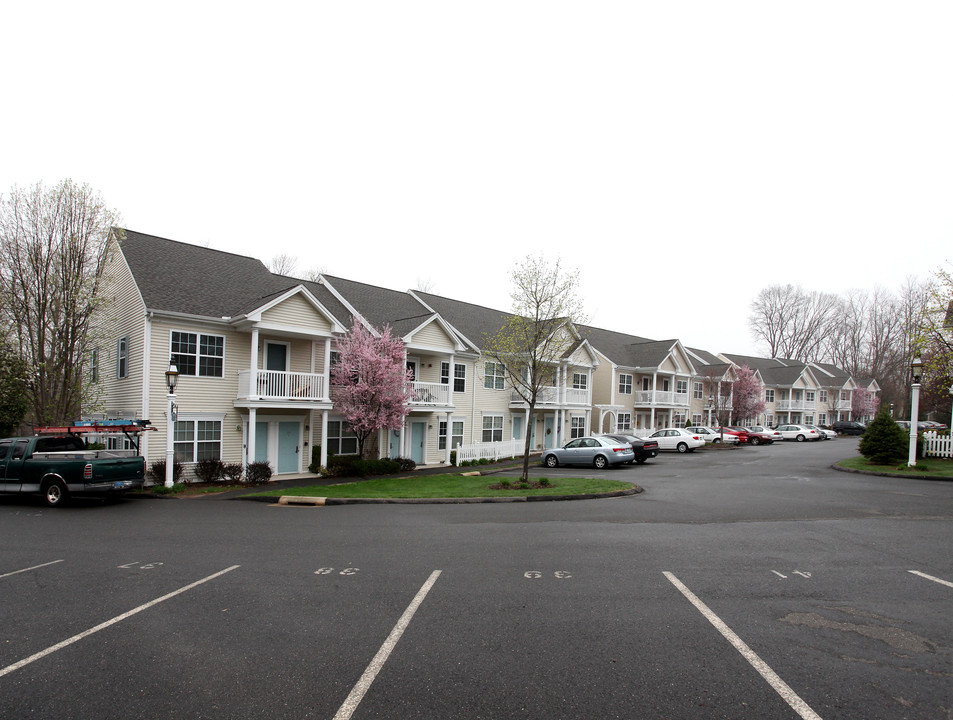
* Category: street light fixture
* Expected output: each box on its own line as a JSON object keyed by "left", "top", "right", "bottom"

{"left": 165, "top": 364, "right": 179, "bottom": 487}
{"left": 907, "top": 351, "right": 922, "bottom": 467}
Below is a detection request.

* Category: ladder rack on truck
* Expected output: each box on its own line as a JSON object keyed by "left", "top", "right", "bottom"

{"left": 33, "top": 421, "right": 155, "bottom": 454}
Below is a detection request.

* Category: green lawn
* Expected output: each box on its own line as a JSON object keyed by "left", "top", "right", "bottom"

{"left": 837, "top": 455, "right": 953, "bottom": 478}
{"left": 248, "top": 473, "right": 636, "bottom": 499}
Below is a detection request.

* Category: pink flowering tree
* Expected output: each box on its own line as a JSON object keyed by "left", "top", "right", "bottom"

{"left": 851, "top": 387, "right": 879, "bottom": 421}
{"left": 731, "top": 365, "right": 766, "bottom": 425}
{"left": 330, "top": 317, "right": 414, "bottom": 459}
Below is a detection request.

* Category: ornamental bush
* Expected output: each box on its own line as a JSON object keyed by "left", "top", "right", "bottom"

{"left": 194, "top": 458, "right": 225, "bottom": 483}
{"left": 859, "top": 404, "right": 909, "bottom": 464}
{"left": 245, "top": 461, "right": 273, "bottom": 485}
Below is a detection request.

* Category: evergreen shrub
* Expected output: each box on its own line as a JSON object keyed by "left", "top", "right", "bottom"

{"left": 859, "top": 405, "right": 909, "bottom": 464}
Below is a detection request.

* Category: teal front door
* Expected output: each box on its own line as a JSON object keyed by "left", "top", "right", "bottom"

{"left": 410, "top": 422, "right": 426, "bottom": 464}
{"left": 254, "top": 422, "right": 268, "bottom": 463}
{"left": 277, "top": 422, "right": 299, "bottom": 473}
{"left": 544, "top": 416, "right": 555, "bottom": 449}
{"left": 389, "top": 430, "right": 401, "bottom": 459}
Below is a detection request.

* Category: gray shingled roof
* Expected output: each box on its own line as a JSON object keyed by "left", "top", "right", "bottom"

{"left": 580, "top": 325, "right": 682, "bottom": 369}
{"left": 320, "top": 275, "right": 436, "bottom": 338}
{"left": 412, "top": 291, "right": 513, "bottom": 350}
{"left": 722, "top": 353, "right": 808, "bottom": 387}
{"left": 116, "top": 229, "right": 352, "bottom": 324}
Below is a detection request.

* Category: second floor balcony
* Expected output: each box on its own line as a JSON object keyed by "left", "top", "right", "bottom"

{"left": 776, "top": 399, "right": 817, "bottom": 411}
{"left": 410, "top": 381, "right": 452, "bottom": 407}
{"left": 633, "top": 390, "right": 691, "bottom": 407}
{"left": 238, "top": 369, "right": 327, "bottom": 402}
{"left": 510, "top": 386, "right": 592, "bottom": 408}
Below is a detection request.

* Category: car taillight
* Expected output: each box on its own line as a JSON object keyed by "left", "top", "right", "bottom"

{"left": 84, "top": 463, "right": 92, "bottom": 480}
{"left": 692, "top": 436, "right": 701, "bottom": 440}
{"left": 613, "top": 446, "right": 628, "bottom": 453}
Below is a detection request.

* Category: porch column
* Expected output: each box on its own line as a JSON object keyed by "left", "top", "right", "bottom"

{"left": 445, "top": 411, "right": 453, "bottom": 464}
{"left": 585, "top": 409, "right": 591, "bottom": 435}
{"left": 246, "top": 407, "right": 256, "bottom": 468}
{"left": 449, "top": 354, "right": 455, "bottom": 400}
{"left": 650, "top": 407, "right": 656, "bottom": 430}
{"left": 250, "top": 328, "right": 260, "bottom": 401}
{"left": 323, "top": 338, "right": 332, "bottom": 400}
{"left": 319, "top": 410, "right": 329, "bottom": 471}
{"left": 307, "top": 412, "right": 314, "bottom": 469}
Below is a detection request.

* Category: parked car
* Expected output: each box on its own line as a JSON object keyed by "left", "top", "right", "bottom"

{"left": 684, "top": 426, "right": 740, "bottom": 444}
{"left": 599, "top": 434, "right": 660, "bottom": 464}
{"left": 745, "top": 426, "right": 781, "bottom": 445}
{"left": 896, "top": 421, "right": 930, "bottom": 431}
{"left": 541, "top": 436, "right": 634, "bottom": 469}
{"left": 647, "top": 428, "right": 706, "bottom": 453}
{"left": 921, "top": 421, "right": 949, "bottom": 431}
{"left": 806, "top": 425, "right": 837, "bottom": 440}
{"left": 775, "top": 424, "right": 821, "bottom": 442}
{"left": 721, "top": 426, "right": 753, "bottom": 444}
{"left": 831, "top": 420, "right": 865, "bottom": 436}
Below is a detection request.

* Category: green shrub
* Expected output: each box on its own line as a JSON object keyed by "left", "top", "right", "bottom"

{"left": 222, "top": 463, "right": 244, "bottom": 483}
{"left": 309, "top": 445, "right": 322, "bottom": 473}
{"left": 245, "top": 461, "right": 273, "bottom": 485}
{"left": 398, "top": 457, "right": 416, "bottom": 472}
{"left": 194, "top": 458, "right": 225, "bottom": 483}
{"left": 538, "top": 477, "right": 551, "bottom": 487}
{"left": 859, "top": 405, "right": 909, "bottom": 464}
{"left": 498, "top": 479, "right": 511, "bottom": 489}
{"left": 150, "top": 459, "right": 182, "bottom": 483}
{"left": 478, "top": 458, "right": 489, "bottom": 465}
{"left": 450, "top": 450, "right": 457, "bottom": 466}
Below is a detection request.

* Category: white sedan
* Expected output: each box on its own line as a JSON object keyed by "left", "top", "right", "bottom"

{"left": 648, "top": 428, "right": 706, "bottom": 453}
{"left": 775, "top": 424, "right": 821, "bottom": 442}
{"left": 685, "top": 426, "right": 740, "bottom": 444}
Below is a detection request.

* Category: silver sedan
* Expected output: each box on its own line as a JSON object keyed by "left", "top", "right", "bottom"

{"left": 541, "top": 436, "right": 634, "bottom": 469}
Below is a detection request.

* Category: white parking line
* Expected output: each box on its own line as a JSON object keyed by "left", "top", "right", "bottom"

{"left": 333, "top": 570, "right": 442, "bottom": 720}
{"left": 663, "top": 571, "right": 823, "bottom": 720}
{"left": 0, "top": 565, "right": 240, "bottom": 679}
{"left": 0, "top": 559, "right": 64, "bottom": 579}
{"left": 908, "top": 570, "right": 953, "bottom": 588}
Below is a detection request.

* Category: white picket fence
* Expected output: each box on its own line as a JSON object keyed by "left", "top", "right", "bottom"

{"left": 921, "top": 431, "right": 953, "bottom": 458}
{"left": 455, "top": 439, "right": 524, "bottom": 464}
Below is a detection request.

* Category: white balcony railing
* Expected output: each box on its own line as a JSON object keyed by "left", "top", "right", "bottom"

{"left": 776, "top": 400, "right": 817, "bottom": 411}
{"left": 633, "top": 391, "right": 692, "bottom": 407}
{"left": 410, "top": 381, "right": 451, "bottom": 406}
{"left": 238, "top": 370, "right": 327, "bottom": 401}
{"left": 510, "top": 386, "right": 592, "bottom": 407}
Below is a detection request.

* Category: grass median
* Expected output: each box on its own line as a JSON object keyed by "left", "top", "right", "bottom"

{"left": 248, "top": 473, "right": 636, "bottom": 499}
{"left": 837, "top": 456, "right": 953, "bottom": 478}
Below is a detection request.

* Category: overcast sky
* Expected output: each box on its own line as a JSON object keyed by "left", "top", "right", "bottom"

{"left": 3, "top": 2, "right": 951, "bottom": 357}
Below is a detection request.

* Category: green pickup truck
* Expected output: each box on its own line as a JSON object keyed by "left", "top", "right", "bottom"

{"left": 0, "top": 434, "right": 147, "bottom": 507}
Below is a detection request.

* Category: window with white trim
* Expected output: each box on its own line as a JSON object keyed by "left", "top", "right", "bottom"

{"left": 617, "top": 412, "right": 631, "bottom": 432}
{"left": 819, "top": 390, "right": 828, "bottom": 403}
{"left": 692, "top": 413, "right": 702, "bottom": 426}
{"left": 806, "top": 391, "right": 815, "bottom": 402}
{"left": 90, "top": 349, "right": 99, "bottom": 383}
{"left": 805, "top": 415, "right": 815, "bottom": 425}
{"left": 482, "top": 415, "right": 503, "bottom": 442}
{"left": 171, "top": 331, "right": 224, "bottom": 378}
{"left": 693, "top": 382, "right": 703, "bottom": 400}
{"left": 841, "top": 390, "right": 849, "bottom": 401}
{"left": 676, "top": 380, "right": 688, "bottom": 395}
{"left": 326, "top": 420, "right": 358, "bottom": 455}
{"left": 441, "top": 362, "right": 466, "bottom": 392}
{"left": 674, "top": 412, "right": 686, "bottom": 428}
{"left": 173, "top": 419, "right": 222, "bottom": 462}
{"left": 818, "top": 413, "right": 827, "bottom": 425}
{"left": 117, "top": 336, "right": 129, "bottom": 379}
{"left": 484, "top": 362, "right": 505, "bottom": 390}
{"left": 619, "top": 374, "right": 632, "bottom": 395}
{"left": 764, "top": 389, "right": 775, "bottom": 403}
{"left": 570, "top": 416, "right": 585, "bottom": 438}
{"left": 766, "top": 414, "right": 774, "bottom": 426}
{"left": 439, "top": 419, "right": 464, "bottom": 450}
{"left": 572, "top": 373, "right": 588, "bottom": 390}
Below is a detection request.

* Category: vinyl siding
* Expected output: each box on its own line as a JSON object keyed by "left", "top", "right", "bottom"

{"left": 91, "top": 241, "right": 147, "bottom": 419}
{"left": 410, "top": 321, "right": 456, "bottom": 351}
{"left": 261, "top": 293, "right": 334, "bottom": 333}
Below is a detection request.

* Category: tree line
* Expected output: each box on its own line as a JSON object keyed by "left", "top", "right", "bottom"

{"left": 748, "top": 277, "right": 952, "bottom": 420}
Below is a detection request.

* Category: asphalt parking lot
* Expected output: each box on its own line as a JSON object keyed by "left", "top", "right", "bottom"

{"left": 2, "top": 440, "right": 951, "bottom": 719}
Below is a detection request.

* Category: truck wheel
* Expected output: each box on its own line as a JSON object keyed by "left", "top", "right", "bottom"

{"left": 44, "top": 479, "right": 69, "bottom": 507}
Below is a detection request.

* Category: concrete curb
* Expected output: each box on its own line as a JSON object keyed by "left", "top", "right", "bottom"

{"left": 832, "top": 463, "right": 952, "bottom": 481}
{"left": 267, "top": 486, "right": 643, "bottom": 506}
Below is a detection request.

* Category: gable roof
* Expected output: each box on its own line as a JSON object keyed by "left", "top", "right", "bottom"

{"left": 411, "top": 290, "right": 512, "bottom": 351}
{"left": 116, "top": 229, "right": 352, "bottom": 324}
